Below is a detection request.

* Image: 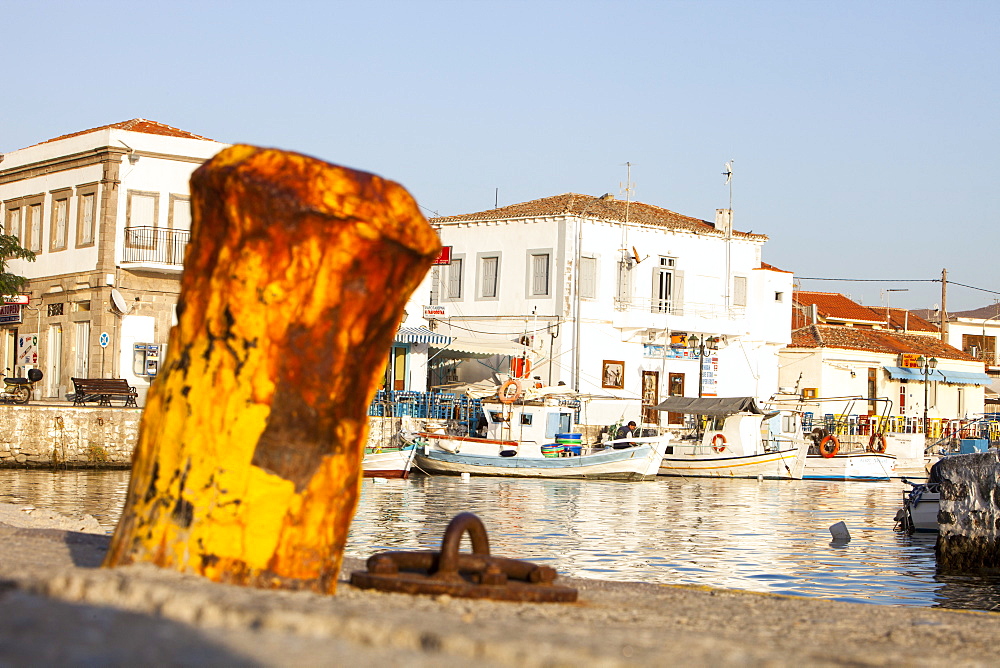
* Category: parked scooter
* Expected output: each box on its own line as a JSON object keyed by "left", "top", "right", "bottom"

{"left": 0, "top": 368, "right": 43, "bottom": 404}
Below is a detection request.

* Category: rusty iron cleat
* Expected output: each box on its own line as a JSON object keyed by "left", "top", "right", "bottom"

{"left": 350, "top": 512, "right": 578, "bottom": 603}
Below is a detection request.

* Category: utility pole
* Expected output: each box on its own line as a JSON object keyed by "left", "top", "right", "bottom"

{"left": 940, "top": 268, "right": 948, "bottom": 343}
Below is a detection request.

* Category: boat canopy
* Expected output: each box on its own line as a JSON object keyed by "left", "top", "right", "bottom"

{"left": 653, "top": 396, "right": 765, "bottom": 416}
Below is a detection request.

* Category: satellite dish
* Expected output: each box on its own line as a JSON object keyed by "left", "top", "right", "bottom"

{"left": 110, "top": 288, "right": 129, "bottom": 314}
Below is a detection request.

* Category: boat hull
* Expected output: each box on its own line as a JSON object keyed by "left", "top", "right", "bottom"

{"left": 413, "top": 437, "right": 666, "bottom": 481}
{"left": 362, "top": 447, "right": 415, "bottom": 479}
{"left": 803, "top": 453, "right": 896, "bottom": 481}
{"left": 908, "top": 492, "right": 940, "bottom": 532}
{"left": 659, "top": 447, "right": 803, "bottom": 479}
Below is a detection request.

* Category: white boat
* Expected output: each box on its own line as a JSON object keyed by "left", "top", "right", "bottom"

{"left": 766, "top": 395, "right": 897, "bottom": 481}
{"left": 362, "top": 443, "right": 416, "bottom": 479}
{"left": 652, "top": 397, "right": 808, "bottom": 479}
{"left": 409, "top": 398, "right": 667, "bottom": 481}
{"left": 894, "top": 480, "right": 940, "bottom": 532}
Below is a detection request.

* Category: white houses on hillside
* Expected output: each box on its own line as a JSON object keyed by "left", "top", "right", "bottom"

{"left": 429, "top": 193, "right": 792, "bottom": 426}
{"left": 0, "top": 120, "right": 228, "bottom": 402}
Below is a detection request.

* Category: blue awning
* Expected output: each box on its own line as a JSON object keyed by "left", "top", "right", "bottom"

{"left": 394, "top": 326, "right": 452, "bottom": 345}
{"left": 883, "top": 366, "right": 944, "bottom": 381}
{"left": 938, "top": 371, "right": 993, "bottom": 385}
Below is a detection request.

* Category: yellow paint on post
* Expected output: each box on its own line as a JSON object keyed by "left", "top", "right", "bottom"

{"left": 103, "top": 146, "right": 440, "bottom": 593}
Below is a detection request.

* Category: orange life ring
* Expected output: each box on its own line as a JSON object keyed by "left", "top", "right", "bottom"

{"left": 498, "top": 379, "right": 523, "bottom": 404}
{"left": 868, "top": 433, "right": 887, "bottom": 454}
{"left": 819, "top": 435, "right": 840, "bottom": 458}
{"left": 711, "top": 433, "right": 727, "bottom": 452}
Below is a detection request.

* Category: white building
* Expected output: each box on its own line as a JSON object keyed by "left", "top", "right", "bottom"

{"left": 781, "top": 292, "right": 990, "bottom": 427}
{"left": 429, "top": 193, "right": 793, "bottom": 426}
{"left": 0, "top": 120, "right": 228, "bottom": 402}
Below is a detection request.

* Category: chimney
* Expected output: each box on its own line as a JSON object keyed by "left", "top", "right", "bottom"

{"left": 811, "top": 304, "right": 818, "bottom": 325}
{"left": 715, "top": 208, "right": 733, "bottom": 235}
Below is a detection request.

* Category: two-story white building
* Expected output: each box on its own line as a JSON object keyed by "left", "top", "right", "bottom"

{"left": 429, "top": 193, "right": 793, "bottom": 426}
{"left": 0, "top": 120, "right": 228, "bottom": 402}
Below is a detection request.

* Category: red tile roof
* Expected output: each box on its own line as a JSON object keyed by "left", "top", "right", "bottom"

{"left": 793, "top": 291, "right": 884, "bottom": 324}
{"left": 33, "top": 119, "right": 213, "bottom": 147}
{"left": 790, "top": 325, "right": 973, "bottom": 361}
{"left": 885, "top": 307, "right": 938, "bottom": 333}
{"left": 431, "top": 193, "right": 767, "bottom": 240}
{"left": 758, "top": 261, "right": 791, "bottom": 273}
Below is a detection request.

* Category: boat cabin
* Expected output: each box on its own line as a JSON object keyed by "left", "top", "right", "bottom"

{"left": 480, "top": 401, "right": 575, "bottom": 445}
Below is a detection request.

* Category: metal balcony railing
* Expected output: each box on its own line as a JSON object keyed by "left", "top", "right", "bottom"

{"left": 122, "top": 227, "right": 189, "bottom": 265}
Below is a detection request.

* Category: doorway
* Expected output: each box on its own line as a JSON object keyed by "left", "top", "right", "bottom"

{"left": 641, "top": 371, "right": 659, "bottom": 426}
{"left": 667, "top": 372, "right": 685, "bottom": 425}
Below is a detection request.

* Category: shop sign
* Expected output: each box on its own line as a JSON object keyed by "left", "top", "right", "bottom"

{"left": 432, "top": 246, "right": 453, "bottom": 265}
{"left": 900, "top": 353, "right": 921, "bottom": 368}
{"left": 17, "top": 335, "right": 37, "bottom": 366}
{"left": 0, "top": 304, "right": 22, "bottom": 325}
{"left": 2, "top": 294, "right": 29, "bottom": 305}
{"left": 423, "top": 305, "right": 447, "bottom": 319}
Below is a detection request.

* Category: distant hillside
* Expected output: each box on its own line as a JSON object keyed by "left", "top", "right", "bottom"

{"left": 911, "top": 303, "right": 1000, "bottom": 322}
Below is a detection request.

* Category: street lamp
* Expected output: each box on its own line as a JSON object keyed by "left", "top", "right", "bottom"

{"left": 688, "top": 334, "right": 720, "bottom": 438}
{"left": 916, "top": 355, "right": 938, "bottom": 435}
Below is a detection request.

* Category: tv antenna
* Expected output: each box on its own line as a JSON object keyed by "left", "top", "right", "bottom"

{"left": 619, "top": 162, "right": 635, "bottom": 252}
{"left": 722, "top": 159, "right": 734, "bottom": 210}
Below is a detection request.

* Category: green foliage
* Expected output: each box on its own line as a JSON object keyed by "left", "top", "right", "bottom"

{"left": 0, "top": 234, "right": 35, "bottom": 297}
{"left": 85, "top": 443, "right": 109, "bottom": 464}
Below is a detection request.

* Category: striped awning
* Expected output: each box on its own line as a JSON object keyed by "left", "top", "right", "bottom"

{"left": 394, "top": 326, "right": 452, "bottom": 345}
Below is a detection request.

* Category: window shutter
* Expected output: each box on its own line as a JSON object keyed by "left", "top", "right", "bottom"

{"left": 733, "top": 275, "right": 747, "bottom": 307}
{"left": 672, "top": 270, "right": 684, "bottom": 315}
{"left": 482, "top": 256, "right": 498, "bottom": 298}
{"left": 532, "top": 254, "right": 549, "bottom": 295}
{"left": 448, "top": 258, "right": 463, "bottom": 298}
{"left": 579, "top": 256, "right": 596, "bottom": 299}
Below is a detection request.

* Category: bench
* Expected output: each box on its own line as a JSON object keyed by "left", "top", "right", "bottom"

{"left": 71, "top": 378, "right": 139, "bottom": 407}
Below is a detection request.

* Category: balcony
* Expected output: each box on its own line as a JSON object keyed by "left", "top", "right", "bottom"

{"left": 121, "top": 227, "right": 189, "bottom": 274}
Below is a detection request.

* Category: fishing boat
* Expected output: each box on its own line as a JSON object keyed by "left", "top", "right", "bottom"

{"left": 651, "top": 396, "right": 809, "bottom": 479}
{"left": 894, "top": 479, "right": 940, "bottom": 532}
{"left": 408, "top": 383, "right": 667, "bottom": 481}
{"left": 362, "top": 443, "right": 417, "bottom": 479}
{"left": 766, "top": 395, "right": 898, "bottom": 481}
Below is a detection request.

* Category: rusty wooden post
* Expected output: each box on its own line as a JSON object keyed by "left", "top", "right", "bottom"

{"left": 103, "top": 145, "right": 440, "bottom": 593}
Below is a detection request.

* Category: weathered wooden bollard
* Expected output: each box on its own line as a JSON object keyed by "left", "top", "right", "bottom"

{"left": 103, "top": 145, "right": 440, "bottom": 593}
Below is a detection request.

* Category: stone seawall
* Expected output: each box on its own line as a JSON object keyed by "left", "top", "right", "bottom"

{"left": 0, "top": 405, "right": 142, "bottom": 468}
{"left": 935, "top": 451, "right": 1000, "bottom": 570}
{"left": 0, "top": 409, "right": 421, "bottom": 469}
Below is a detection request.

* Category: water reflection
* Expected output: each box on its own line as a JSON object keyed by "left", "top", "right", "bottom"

{"left": 4, "top": 469, "right": 1000, "bottom": 610}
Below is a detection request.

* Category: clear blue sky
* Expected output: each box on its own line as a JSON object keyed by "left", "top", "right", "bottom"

{"left": 3, "top": 0, "right": 997, "bottom": 311}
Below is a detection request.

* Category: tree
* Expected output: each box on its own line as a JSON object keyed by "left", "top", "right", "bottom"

{"left": 0, "top": 234, "right": 35, "bottom": 297}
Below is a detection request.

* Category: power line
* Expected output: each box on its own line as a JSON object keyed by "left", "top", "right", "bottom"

{"left": 796, "top": 276, "right": 1000, "bottom": 296}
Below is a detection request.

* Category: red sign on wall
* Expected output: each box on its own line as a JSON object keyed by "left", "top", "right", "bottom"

{"left": 433, "top": 246, "right": 453, "bottom": 265}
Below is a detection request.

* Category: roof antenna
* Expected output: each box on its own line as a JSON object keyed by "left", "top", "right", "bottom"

{"left": 495, "top": 187, "right": 498, "bottom": 209}
{"left": 619, "top": 162, "right": 635, "bottom": 258}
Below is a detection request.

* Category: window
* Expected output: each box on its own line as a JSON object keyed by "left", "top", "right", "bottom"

{"left": 76, "top": 187, "right": 97, "bottom": 246}
{"left": 47, "top": 303, "right": 64, "bottom": 317}
{"left": 169, "top": 195, "right": 192, "bottom": 232}
{"left": 27, "top": 203, "right": 42, "bottom": 253}
{"left": 775, "top": 291, "right": 784, "bottom": 302}
{"left": 50, "top": 193, "right": 70, "bottom": 251}
{"left": 529, "top": 251, "right": 550, "bottom": 297}
{"left": 733, "top": 276, "right": 747, "bottom": 307}
{"left": 477, "top": 254, "right": 500, "bottom": 299}
{"left": 446, "top": 257, "right": 464, "bottom": 300}
{"left": 579, "top": 256, "right": 597, "bottom": 299}
{"left": 5, "top": 206, "right": 20, "bottom": 238}
{"left": 128, "top": 191, "right": 158, "bottom": 228}
{"left": 652, "top": 257, "right": 676, "bottom": 314}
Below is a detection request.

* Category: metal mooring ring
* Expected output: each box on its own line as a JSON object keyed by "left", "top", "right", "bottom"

{"left": 349, "top": 512, "right": 578, "bottom": 603}
{"left": 435, "top": 512, "right": 490, "bottom": 577}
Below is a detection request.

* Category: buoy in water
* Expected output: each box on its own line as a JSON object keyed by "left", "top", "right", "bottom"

{"left": 829, "top": 521, "right": 851, "bottom": 543}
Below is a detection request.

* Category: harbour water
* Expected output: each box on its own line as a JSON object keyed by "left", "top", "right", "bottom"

{"left": 2, "top": 469, "right": 999, "bottom": 611}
